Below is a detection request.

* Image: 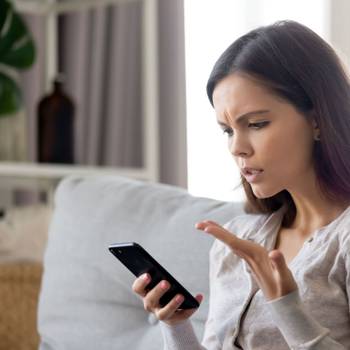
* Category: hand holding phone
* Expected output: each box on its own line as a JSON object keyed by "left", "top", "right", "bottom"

{"left": 108, "top": 242, "right": 200, "bottom": 310}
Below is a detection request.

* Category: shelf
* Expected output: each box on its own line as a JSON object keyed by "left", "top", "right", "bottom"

{"left": 13, "top": 0, "right": 139, "bottom": 15}
{"left": 8, "top": 0, "right": 160, "bottom": 185}
{"left": 0, "top": 162, "right": 151, "bottom": 181}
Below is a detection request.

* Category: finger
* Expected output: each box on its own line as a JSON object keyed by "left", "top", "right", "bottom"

{"left": 156, "top": 294, "right": 204, "bottom": 322}
{"left": 195, "top": 220, "right": 221, "bottom": 230}
{"left": 202, "top": 224, "right": 255, "bottom": 256}
{"left": 132, "top": 273, "right": 151, "bottom": 297}
{"left": 195, "top": 294, "right": 204, "bottom": 304}
{"left": 198, "top": 223, "right": 237, "bottom": 246}
{"left": 198, "top": 222, "right": 262, "bottom": 261}
{"left": 143, "top": 280, "right": 170, "bottom": 311}
{"left": 155, "top": 294, "right": 185, "bottom": 320}
{"left": 196, "top": 221, "right": 275, "bottom": 277}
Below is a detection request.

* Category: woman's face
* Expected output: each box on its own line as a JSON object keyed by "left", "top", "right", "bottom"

{"left": 212, "top": 73, "right": 318, "bottom": 199}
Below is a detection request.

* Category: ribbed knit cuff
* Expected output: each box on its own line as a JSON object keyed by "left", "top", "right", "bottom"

{"left": 266, "top": 290, "right": 330, "bottom": 348}
{"left": 160, "top": 319, "right": 204, "bottom": 350}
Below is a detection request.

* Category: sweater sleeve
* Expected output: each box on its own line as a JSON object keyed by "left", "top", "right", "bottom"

{"left": 266, "top": 290, "right": 346, "bottom": 349}
{"left": 160, "top": 319, "right": 205, "bottom": 350}
{"left": 160, "top": 239, "right": 224, "bottom": 350}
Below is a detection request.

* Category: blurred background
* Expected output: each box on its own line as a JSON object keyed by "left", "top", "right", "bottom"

{"left": 0, "top": 1, "right": 350, "bottom": 348}
{"left": 1, "top": 0, "right": 349, "bottom": 204}
{"left": 1, "top": 0, "right": 349, "bottom": 207}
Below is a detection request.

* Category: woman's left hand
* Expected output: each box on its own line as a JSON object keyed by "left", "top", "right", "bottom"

{"left": 196, "top": 220, "right": 298, "bottom": 301}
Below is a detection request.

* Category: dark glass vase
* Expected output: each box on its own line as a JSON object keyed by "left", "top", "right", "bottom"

{"left": 37, "top": 78, "right": 75, "bottom": 164}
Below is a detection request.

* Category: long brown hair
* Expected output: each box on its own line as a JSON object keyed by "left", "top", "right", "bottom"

{"left": 206, "top": 20, "right": 350, "bottom": 226}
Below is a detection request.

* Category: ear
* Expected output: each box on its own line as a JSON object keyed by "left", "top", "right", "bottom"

{"left": 311, "top": 119, "right": 321, "bottom": 141}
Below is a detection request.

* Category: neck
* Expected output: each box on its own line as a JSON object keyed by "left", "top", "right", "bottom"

{"left": 287, "top": 196, "right": 349, "bottom": 236}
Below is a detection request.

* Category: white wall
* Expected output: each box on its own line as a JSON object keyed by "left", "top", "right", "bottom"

{"left": 330, "top": 0, "right": 350, "bottom": 69}
{"left": 185, "top": 0, "right": 331, "bottom": 202}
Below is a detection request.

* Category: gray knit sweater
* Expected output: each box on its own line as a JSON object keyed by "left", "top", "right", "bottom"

{"left": 160, "top": 204, "right": 350, "bottom": 349}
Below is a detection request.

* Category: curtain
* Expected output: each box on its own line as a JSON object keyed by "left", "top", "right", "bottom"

{"left": 19, "top": 0, "right": 187, "bottom": 188}
{"left": 59, "top": 3, "right": 143, "bottom": 168}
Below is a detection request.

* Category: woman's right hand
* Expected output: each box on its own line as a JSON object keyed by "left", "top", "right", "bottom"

{"left": 132, "top": 273, "right": 203, "bottom": 326}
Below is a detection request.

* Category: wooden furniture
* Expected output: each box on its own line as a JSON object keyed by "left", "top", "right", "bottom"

{"left": 0, "top": 262, "right": 43, "bottom": 350}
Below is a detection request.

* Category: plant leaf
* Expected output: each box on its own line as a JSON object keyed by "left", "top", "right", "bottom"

{"left": 0, "top": 0, "right": 36, "bottom": 69}
{"left": 1, "top": 35, "right": 35, "bottom": 68}
{"left": 0, "top": 0, "right": 11, "bottom": 32}
{"left": 0, "top": 71, "right": 21, "bottom": 116}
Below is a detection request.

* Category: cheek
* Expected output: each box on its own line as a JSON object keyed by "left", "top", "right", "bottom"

{"left": 258, "top": 125, "right": 313, "bottom": 173}
{"left": 254, "top": 132, "right": 288, "bottom": 171}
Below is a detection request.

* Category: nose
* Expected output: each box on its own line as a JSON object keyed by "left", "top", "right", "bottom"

{"left": 229, "top": 133, "right": 252, "bottom": 158}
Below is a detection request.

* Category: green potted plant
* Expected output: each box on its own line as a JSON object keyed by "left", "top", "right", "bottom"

{"left": 0, "top": 0, "right": 36, "bottom": 160}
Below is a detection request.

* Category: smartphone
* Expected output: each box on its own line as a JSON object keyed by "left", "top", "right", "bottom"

{"left": 108, "top": 242, "right": 199, "bottom": 310}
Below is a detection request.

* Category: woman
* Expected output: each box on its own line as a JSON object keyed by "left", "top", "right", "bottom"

{"left": 132, "top": 20, "right": 350, "bottom": 349}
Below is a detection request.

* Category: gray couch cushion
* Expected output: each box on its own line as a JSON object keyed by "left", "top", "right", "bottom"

{"left": 38, "top": 175, "right": 244, "bottom": 350}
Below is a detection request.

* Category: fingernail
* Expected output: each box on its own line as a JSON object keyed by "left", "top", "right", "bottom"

{"left": 142, "top": 273, "right": 149, "bottom": 281}
{"left": 176, "top": 295, "right": 184, "bottom": 303}
{"left": 160, "top": 281, "right": 168, "bottom": 290}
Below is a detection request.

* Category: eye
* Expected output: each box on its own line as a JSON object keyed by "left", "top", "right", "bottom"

{"left": 221, "top": 121, "right": 269, "bottom": 137}
{"left": 222, "top": 128, "right": 233, "bottom": 137}
{"left": 248, "top": 121, "right": 270, "bottom": 129}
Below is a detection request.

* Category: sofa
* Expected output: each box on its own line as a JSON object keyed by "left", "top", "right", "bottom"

{"left": 38, "top": 175, "right": 244, "bottom": 349}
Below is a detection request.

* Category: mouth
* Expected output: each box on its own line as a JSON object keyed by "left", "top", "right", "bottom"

{"left": 241, "top": 168, "right": 264, "bottom": 183}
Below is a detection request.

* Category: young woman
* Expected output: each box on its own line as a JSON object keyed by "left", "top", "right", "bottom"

{"left": 132, "top": 20, "right": 350, "bottom": 349}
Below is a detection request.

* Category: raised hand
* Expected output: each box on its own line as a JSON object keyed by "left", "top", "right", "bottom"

{"left": 195, "top": 220, "right": 298, "bottom": 301}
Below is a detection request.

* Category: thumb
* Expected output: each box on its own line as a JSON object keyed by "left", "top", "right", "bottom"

{"left": 269, "top": 249, "right": 288, "bottom": 272}
{"left": 268, "top": 249, "right": 298, "bottom": 295}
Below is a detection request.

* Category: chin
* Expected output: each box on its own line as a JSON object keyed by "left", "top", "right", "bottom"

{"left": 251, "top": 184, "right": 281, "bottom": 199}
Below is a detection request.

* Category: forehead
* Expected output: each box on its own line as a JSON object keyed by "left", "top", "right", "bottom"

{"left": 212, "top": 73, "right": 274, "bottom": 116}
{"left": 212, "top": 73, "right": 313, "bottom": 130}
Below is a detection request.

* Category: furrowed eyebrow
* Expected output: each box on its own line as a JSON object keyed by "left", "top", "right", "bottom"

{"left": 217, "top": 109, "right": 270, "bottom": 127}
